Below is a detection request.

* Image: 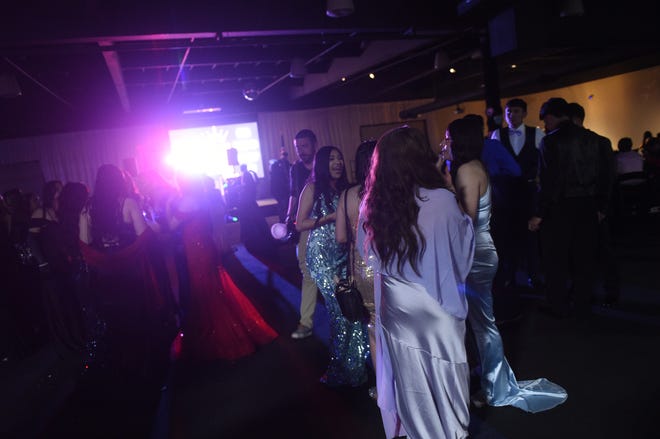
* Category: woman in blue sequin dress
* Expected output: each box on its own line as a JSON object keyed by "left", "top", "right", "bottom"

{"left": 296, "top": 146, "right": 369, "bottom": 387}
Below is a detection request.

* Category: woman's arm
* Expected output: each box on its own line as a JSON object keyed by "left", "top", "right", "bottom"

{"left": 79, "top": 207, "right": 92, "bottom": 244}
{"left": 166, "top": 195, "right": 182, "bottom": 231}
{"left": 295, "top": 184, "right": 315, "bottom": 232}
{"left": 295, "top": 183, "right": 338, "bottom": 232}
{"left": 455, "top": 161, "right": 482, "bottom": 223}
{"left": 124, "top": 197, "right": 148, "bottom": 236}
{"left": 28, "top": 207, "right": 44, "bottom": 233}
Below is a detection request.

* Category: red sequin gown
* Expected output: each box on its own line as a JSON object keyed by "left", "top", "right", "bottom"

{"left": 178, "top": 210, "right": 277, "bottom": 360}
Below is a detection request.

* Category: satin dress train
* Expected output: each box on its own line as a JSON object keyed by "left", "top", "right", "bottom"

{"left": 178, "top": 210, "right": 277, "bottom": 361}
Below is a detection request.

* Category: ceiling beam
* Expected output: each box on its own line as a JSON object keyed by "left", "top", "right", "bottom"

{"left": 99, "top": 41, "right": 130, "bottom": 112}
{"left": 289, "top": 39, "right": 434, "bottom": 99}
{"left": 167, "top": 45, "right": 192, "bottom": 103}
{"left": 3, "top": 56, "right": 72, "bottom": 107}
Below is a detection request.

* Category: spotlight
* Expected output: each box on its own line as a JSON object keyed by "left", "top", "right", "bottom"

{"left": 242, "top": 87, "right": 259, "bottom": 101}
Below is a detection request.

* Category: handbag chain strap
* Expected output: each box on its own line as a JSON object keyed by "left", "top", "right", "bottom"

{"left": 343, "top": 188, "right": 354, "bottom": 281}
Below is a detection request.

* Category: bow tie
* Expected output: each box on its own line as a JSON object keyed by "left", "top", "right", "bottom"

{"left": 510, "top": 129, "right": 522, "bottom": 136}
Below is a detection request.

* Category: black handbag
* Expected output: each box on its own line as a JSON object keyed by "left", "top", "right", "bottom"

{"left": 334, "top": 189, "right": 370, "bottom": 323}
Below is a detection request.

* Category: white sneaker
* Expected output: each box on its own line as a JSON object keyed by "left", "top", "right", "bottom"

{"left": 291, "top": 324, "right": 312, "bottom": 339}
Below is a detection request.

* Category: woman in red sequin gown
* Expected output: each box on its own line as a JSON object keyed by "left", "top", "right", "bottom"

{"left": 170, "top": 176, "right": 277, "bottom": 361}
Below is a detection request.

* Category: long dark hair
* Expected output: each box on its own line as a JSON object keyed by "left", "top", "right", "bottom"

{"left": 310, "top": 146, "right": 348, "bottom": 217}
{"left": 42, "top": 180, "right": 62, "bottom": 212}
{"left": 355, "top": 140, "right": 377, "bottom": 197}
{"left": 447, "top": 117, "right": 484, "bottom": 181}
{"left": 90, "top": 164, "right": 129, "bottom": 242}
{"left": 362, "top": 126, "right": 446, "bottom": 276}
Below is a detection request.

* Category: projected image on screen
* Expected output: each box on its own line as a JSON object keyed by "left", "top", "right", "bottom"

{"left": 166, "top": 121, "right": 264, "bottom": 183}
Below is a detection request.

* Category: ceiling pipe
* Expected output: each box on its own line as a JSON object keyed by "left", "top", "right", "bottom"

{"left": 250, "top": 41, "right": 344, "bottom": 100}
{"left": 3, "top": 56, "right": 72, "bottom": 107}
{"left": 374, "top": 49, "right": 473, "bottom": 99}
{"left": 167, "top": 42, "right": 192, "bottom": 103}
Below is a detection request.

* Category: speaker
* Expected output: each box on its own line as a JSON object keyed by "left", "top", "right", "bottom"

{"left": 488, "top": 5, "right": 550, "bottom": 57}
{"left": 227, "top": 148, "right": 239, "bottom": 166}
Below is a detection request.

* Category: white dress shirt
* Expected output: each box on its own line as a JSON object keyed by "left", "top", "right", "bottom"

{"left": 491, "top": 124, "right": 545, "bottom": 156}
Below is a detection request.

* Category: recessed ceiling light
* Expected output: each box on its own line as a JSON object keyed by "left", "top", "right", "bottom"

{"left": 341, "top": 77, "right": 347, "bottom": 82}
{"left": 449, "top": 67, "right": 456, "bottom": 74}
{"left": 182, "top": 107, "right": 222, "bottom": 115}
{"left": 511, "top": 64, "right": 517, "bottom": 69}
{"left": 369, "top": 73, "right": 376, "bottom": 79}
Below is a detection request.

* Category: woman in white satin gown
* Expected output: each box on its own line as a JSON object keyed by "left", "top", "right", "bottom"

{"left": 358, "top": 127, "right": 475, "bottom": 439}
{"left": 447, "top": 117, "right": 567, "bottom": 412}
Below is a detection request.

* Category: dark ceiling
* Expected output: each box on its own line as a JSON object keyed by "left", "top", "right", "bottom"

{"left": 0, "top": 0, "right": 658, "bottom": 139}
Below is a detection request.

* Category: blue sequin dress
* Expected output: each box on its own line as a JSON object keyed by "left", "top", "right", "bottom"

{"left": 467, "top": 183, "right": 568, "bottom": 412}
{"left": 306, "top": 192, "right": 369, "bottom": 387}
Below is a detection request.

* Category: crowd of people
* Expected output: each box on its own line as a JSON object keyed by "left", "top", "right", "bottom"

{"left": 1, "top": 164, "right": 278, "bottom": 390}
{"left": 1, "top": 95, "right": 657, "bottom": 438}
{"left": 280, "top": 96, "right": 650, "bottom": 437}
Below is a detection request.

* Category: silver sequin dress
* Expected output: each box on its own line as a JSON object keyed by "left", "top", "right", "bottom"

{"left": 306, "top": 192, "right": 369, "bottom": 387}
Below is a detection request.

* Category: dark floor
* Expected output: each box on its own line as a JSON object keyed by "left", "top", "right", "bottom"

{"left": 2, "top": 212, "right": 659, "bottom": 439}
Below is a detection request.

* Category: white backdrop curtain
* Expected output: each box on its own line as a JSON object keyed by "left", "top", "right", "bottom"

{"left": 2, "top": 64, "right": 659, "bottom": 195}
{"left": 257, "top": 98, "right": 440, "bottom": 182}
{"left": 0, "top": 97, "right": 481, "bottom": 193}
{"left": 0, "top": 125, "right": 170, "bottom": 192}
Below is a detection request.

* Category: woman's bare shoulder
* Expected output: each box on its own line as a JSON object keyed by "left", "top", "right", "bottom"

{"left": 303, "top": 181, "right": 315, "bottom": 191}
{"left": 122, "top": 196, "right": 141, "bottom": 210}
{"left": 458, "top": 160, "right": 487, "bottom": 179}
{"left": 346, "top": 185, "right": 362, "bottom": 203}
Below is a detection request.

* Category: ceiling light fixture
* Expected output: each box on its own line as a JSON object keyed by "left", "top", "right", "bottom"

{"left": 289, "top": 57, "right": 306, "bottom": 79}
{"left": 242, "top": 86, "right": 259, "bottom": 101}
{"left": 326, "top": 0, "right": 354, "bottom": 18}
{"left": 449, "top": 67, "right": 456, "bottom": 74}
{"left": 369, "top": 73, "right": 376, "bottom": 79}
{"left": 182, "top": 107, "right": 221, "bottom": 115}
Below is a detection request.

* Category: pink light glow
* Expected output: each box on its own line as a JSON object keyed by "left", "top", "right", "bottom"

{"left": 165, "top": 122, "right": 264, "bottom": 180}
